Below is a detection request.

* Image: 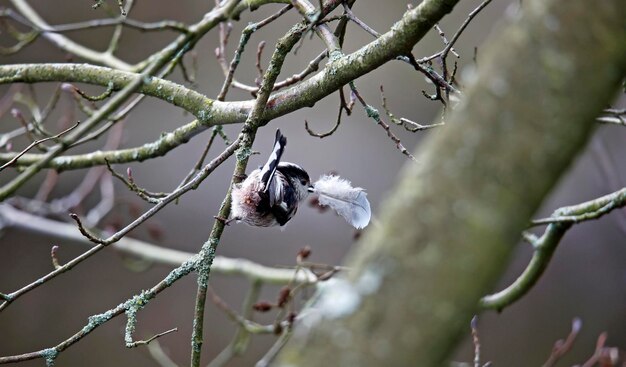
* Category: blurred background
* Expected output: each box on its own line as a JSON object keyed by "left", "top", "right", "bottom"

{"left": 0, "top": 0, "right": 625, "bottom": 366}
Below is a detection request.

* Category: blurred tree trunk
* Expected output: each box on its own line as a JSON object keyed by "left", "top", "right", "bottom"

{"left": 277, "top": 0, "right": 626, "bottom": 366}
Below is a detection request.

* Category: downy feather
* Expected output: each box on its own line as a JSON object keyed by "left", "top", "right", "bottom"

{"left": 313, "top": 175, "right": 371, "bottom": 229}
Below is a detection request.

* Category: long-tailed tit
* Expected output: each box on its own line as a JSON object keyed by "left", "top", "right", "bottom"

{"left": 231, "top": 129, "right": 312, "bottom": 227}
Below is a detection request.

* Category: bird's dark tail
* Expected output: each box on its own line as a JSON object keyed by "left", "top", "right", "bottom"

{"left": 260, "top": 129, "right": 286, "bottom": 192}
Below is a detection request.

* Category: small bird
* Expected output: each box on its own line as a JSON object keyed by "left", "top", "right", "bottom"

{"left": 230, "top": 129, "right": 312, "bottom": 227}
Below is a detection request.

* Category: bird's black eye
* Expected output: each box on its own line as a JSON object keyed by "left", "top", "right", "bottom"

{"left": 300, "top": 179, "right": 307, "bottom": 185}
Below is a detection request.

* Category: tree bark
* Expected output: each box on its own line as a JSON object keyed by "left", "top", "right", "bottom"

{"left": 277, "top": 0, "right": 626, "bottom": 365}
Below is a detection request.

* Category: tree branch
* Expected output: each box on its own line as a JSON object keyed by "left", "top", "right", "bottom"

{"left": 480, "top": 188, "right": 626, "bottom": 311}
{"left": 0, "top": 64, "right": 218, "bottom": 121}
{"left": 0, "top": 203, "right": 317, "bottom": 283}
{"left": 0, "top": 255, "right": 197, "bottom": 365}
{"left": 9, "top": 0, "right": 132, "bottom": 70}
{"left": 189, "top": 20, "right": 308, "bottom": 367}
{"left": 0, "top": 0, "right": 462, "bottom": 172}
{"left": 0, "top": 137, "right": 240, "bottom": 312}
{"left": 0, "top": 0, "right": 243, "bottom": 200}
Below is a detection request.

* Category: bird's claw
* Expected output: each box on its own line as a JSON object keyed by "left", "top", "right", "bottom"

{"left": 214, "top": 215, "right": 235, "bottom": 226}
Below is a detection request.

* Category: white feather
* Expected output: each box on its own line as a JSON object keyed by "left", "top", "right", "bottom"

{"left": 312, "top": 175, "right": 371, "bottom": 229}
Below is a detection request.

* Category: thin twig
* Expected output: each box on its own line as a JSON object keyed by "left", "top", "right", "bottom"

{"left": 304, "top": 99, "right": 342, "bottom": 138}
{"left": 69, "top": 213, "right": 106, "bottom": 244}
{"left": 105, "top": 160, "right": 167, "bottom": 204}
{"left": 0, "top": 121, "right": 79, "bottom": 172}
{"left": 72, "top": 82, "right": 115, "bottom": 101}
{"left": 9, "top": 108, "right": 41, "bottom": 147}
{"left": 255, "top": 40, "right": 266, "bottom": 87}
{"left": 216, "top": 4, "right": 293, "bottom": 101}
{"left": 336, "top": 2, "right": 459, "bottom": 102}
{"left": 418, "top": 0, "right": 492, "bottom": 63}
{"left": 0, "top": 0, "right": 242, "bottom": 202}
{"left": 126, "top": 328, "right": 178, "bottom": 348}
{"left": 380, "top": 85, "right": 444, "bottom": 132}
{"left": 178, "top": 126, "right": 224, "bottom": 188}
{"left": 0, "top": 255, "right": 196, "bottom": 364}
{"left": 0, "top": 203, "right": 317, "bottom": 284}
{"left": 350, "top": 82, "right": 416, "bottom": 161}
{"left": 189, "top": 21, "right": 309, "bottom": 367}
{"left": 341, "top": 2, "right": 378, "bottom": 38}
{"left": 178, "top": 49, "right": 198, "bottom": 84}
{"left": 542, "top": 318, "right": 582, "bottom": 367}
{"left": 273, "top": 50, "right": 327, "bottom": 91}
{"left": 433, "top": 24, "right": 460, "bottom": 58}
{"left": 0, "top": 139, "right": 240, "bottom": 313}
{"left": 441, "top": 0, "right": 491, "bottom": 61}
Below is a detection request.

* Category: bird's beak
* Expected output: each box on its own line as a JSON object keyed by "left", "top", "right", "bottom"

{"left": 307, "top": 186, "right": 315, "bottom": 193}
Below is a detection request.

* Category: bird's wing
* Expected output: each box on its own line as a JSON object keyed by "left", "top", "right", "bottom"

{"left": 269, "top": 172, "right": 296, "bottom": 225}
{"left": 260, "top": 129, "right": 286, "bottom": 194}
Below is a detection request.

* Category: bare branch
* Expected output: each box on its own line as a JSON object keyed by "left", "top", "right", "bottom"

{"left": 216, "top": 4, "right": 293, "bottom": 101}
{"left": 441, "top": 0, "right": 492, "bottom": 61}
{"left": 350, "top": 82, "right": 416, "bottom": 161}
{"left": 190, "top": 20, "right": 310, "bottom": 367}
{"left": 255, "top": 40, "right": 267, "bottom": 87}
{"left": 0, "top": 203, "right": 317, "bottom": 284}
{"left": 105, "top": 160, "right": 167, "bottom": 204}
{"left": 0, "top": 121, "right": 79, "bottom": 172}
{"left": 304, "top": 98, "right": 342, "bottom": 138}
{"left": 481, "top": 188, "right": 626, "bottom": 311}
{"left": 272, "top": 50, "right": 326, "bottom": 91}
{"left": 340, "top": 2, "right": 378, "bottom": 38}
{"left": 0, "top": 138, "right": 240, "bottom": 312}
{"left": 380, "top": 85, "right": 444, "bottom": 132}
{"left": 543, "top": 318, "right": 582, "bottom": 367}
{"left": 419, "top": 0, "right": 492, "bottom": 63}
{"left": 10, "top": 0, "right": 132, "bottom": 70}
{"left": 433, "top": 24, "right": 460, "bottom": 58}
{"left": 531, "top": 188, "right": 626, "bottom": 226}
{"left": 69, "top": 212, "right": 107, "bottom": 244}
{"left": 126, "top": 328, "right": 178, "bottom": 348}
{"left": 0, "top": 255, "right": 196, "bottom": 364}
